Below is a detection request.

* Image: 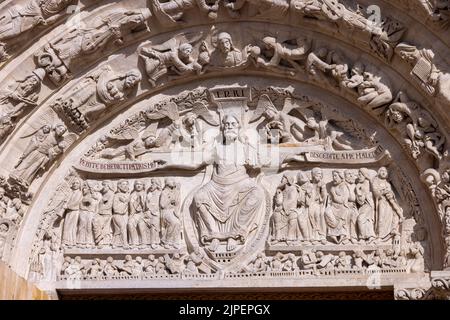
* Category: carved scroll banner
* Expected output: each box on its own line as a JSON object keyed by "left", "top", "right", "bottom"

{"left": 283, "top": 146, "right": 392, "bottom": 165}
{"left": 75, "top": 158, "right": 165, "bottom": 174}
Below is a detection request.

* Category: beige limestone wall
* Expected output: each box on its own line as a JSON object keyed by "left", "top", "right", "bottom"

{"left": 0, "top": 262, "right": 50, "bottom": 300}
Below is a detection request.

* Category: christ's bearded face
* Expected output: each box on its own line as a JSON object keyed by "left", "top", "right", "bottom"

{"left": 222, "top": 115, "right": 239, "bottom": 142}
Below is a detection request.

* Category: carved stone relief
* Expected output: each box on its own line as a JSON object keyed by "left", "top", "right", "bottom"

{"left": 0, "top": 0, "right": 447, "bottom": 300}
{"left": 51, "top": 65, "right": 142, "bottom": 132}
{"left": 25, "top": 85, "right": 429, "bottom": 287}
{"left": 34, "top": 8, "right": 151, "bottom": 85}
{"left": 0, "top": 0, "right": 75, "bottom": 63}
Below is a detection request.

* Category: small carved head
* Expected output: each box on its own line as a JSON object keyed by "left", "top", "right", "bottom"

{"left": 0, "top": 223, "right": 8, "bottom": 233}
{"left": 386, "top": 103, "right": 406, "bottom": 123}
{"left": 75, "top": 256, "right": 82, "bottom": 263}
{"left": 377, "top": 167, "right": 389, "bottom": 179}
{"left": 297, "top": 171, "right": 309, "bottom": 185}
{"left": 54, "top": 124, "right": 67, "bottom": 137}
{"left": 164, "top": 178, "right": 177, "bottom": 189}
{"left": 344, "top": 170, "right": 356, "bottom": 184}
{"left": 125, "top": 255, "right": 132, "bottom": 261}
{"left": 442, "top": 170, "right": 450, "bottom": 183}
{"left": 178, "top": 43, "right": 193, "bottom": 59}
{"left": 149, "top": 179, "right": 162, "bottom": 192}
{"left": 117, "top": 180, "right": 129, "bottom": 193}
{"left": 148, "top": 255, "right": 155, "bottom": 261}
{"left": 124, "top": 70, "right": 142, "bottom": 89}
{"left": 357, "top": 168, "right": 371, "bottom": 183}
{"left": 332, "top": 170, "right": 344, "bottom": 184}
{"left": 182, "top": 112, "right": 197, "bottom": 129}
{"left": 101, "top": 181, "right": 114, "bottom": 193}
{"left": 311, "top": 168, "right": 323, "bottom": 182}
{"left": 144, "top": 135, "right": 157, "bottom": 149}
{"left": 262, "top": 36, "right": 277, "bottom": 49}
{"left": 134, "top": 180, "right": 145, "bottom": 192}
{"left": 12, "top": 198, "right": 22, "bottom": 210}
{"left": 71, "top": 179, "right": 81, "bottom": 190}
{"left": 263, "top": 107, "right": 278, "bottom": 121}
{"left": 281, "top": 173, "right": 295, "bottom": 186}
{"left": 42, "top": 125, "right": 51, "bottom": 134}
{"left": 217, "top": 32, "right": 233, "bottom": 53}
{"left": 338, "top": 251, "right": 346, "bottom": 258}
{"left": 106, "top": 257, "right": 114, "bottom": 263}
{"left": 136, "top": 256, "right": 143, "bottom": 264}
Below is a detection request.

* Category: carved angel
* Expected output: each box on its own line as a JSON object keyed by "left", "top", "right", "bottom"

{"left": 224, "top": 0, "right": 289, "bottom": 19}
{"left": 290, "top": 0, "right": 345, "bottom": 21}
{"left": 253, "top": 36, "right": 312, "bottom": 74}
{"left": 151, "top": 0, "right": 196, "bottom": 26}
{"left": 0, "top": 0, "right": 74, "bottom": 42}
{"left": 35, "top": 8, "right": 151, "bottom": 85}
{"left": 139, "top": 33, "right": 204, "bottom": 86}
{"left": 300, "top": 108, "right": 354, "bottom": 151}
{"left": 53, "top": 65, "right": 141, "bottom": 131}
{"left": 99, "top": 100, "right": 219, "bottom": 160}
{"left": 250, "top": 94, "right": 309, "bottom": 143}
{"left": 9, "top": 111, "right": 77, "bottom": 188}
{"left": 386, "top": 91, "right": 445, "bottom": 160}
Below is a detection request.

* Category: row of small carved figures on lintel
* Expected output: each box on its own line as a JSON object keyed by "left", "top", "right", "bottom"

{"left": 52, "top": 178, "right": 183, "bottom": 250}
{"left": 244, "top": 248, "right": 424, "bottom": 275}
{"left": 269, "top": 167, "right": 408, "bottom": 246}
{"left": 56, "top": 246, "right": 424, "bottom": 281}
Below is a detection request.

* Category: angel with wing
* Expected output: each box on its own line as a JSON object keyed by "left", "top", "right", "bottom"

{"left": 250, "top": 94, "right": 309, "bottom": 143}
{"left": 300, "top": 108, "right": 354, "bottom": 151}
{"left": 139, "top": 33, "right": 205, "bottom": 86}
{"left": 225, "top": 0, "right": 289, "bottom": 19}
{"left": 9, "top": 112, "right": 77, "bottom": 188}
{"left": 54, "top": 65, "right": 141, "bottom": 131}
{"left": 252, "top": 94, "right": 354, "bottom": 150}
{"left": 100, "top": 100, "right": 219, "bottom": 160}
{"left": 151, "top": 0, "right": 196, "bottom": 26}
{"left": 253, "top": 35, "right": 312, "bottom": 75}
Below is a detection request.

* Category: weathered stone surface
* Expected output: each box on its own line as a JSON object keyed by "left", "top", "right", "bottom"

{"left": 0, "top": 262, "right": 50, "bottom": 300}
{"left": 0, "top": 0, "right": 448, "bottom": 300}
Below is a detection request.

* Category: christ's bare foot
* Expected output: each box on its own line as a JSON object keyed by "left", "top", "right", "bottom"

{"left": 209, "top": 239, "right": 219, "bottom": 252}
{"left": 227, "top": 238, "right": 237, "bottom": 251}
